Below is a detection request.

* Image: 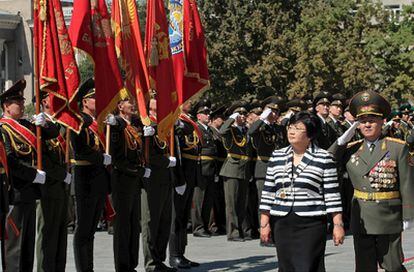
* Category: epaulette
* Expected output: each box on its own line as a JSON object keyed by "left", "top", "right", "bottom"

{"left": 385, "top": 137, "right": 405, "bottom": 145}
{"left": 347, "top": 139, "right": 363, "bottom": 148}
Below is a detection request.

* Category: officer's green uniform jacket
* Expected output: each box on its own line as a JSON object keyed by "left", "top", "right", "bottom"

{"left": 219, "top": 118, "right": 250, "bottom": 180}
{"left": 248, "top": 119, "right": 287, "bottom": 179}
{"left": 327, "top": 116, "right": 346, "bottom": 137}
{"left": 329, "top": 136, "right": 414, "bottom": 234}
{"left": 210, "top": 125, "right": 227, "bottom": 174}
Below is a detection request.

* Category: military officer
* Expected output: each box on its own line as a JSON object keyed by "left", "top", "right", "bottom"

{"left": 141, "top": 97, "right": 183, "bottom": 272}
{"left": 208, "top": 106, "right": 227, "bottom": 235}
{"left": 327, "top": 93, "right": 347, "bottom": 137}
{"left": 329, "top": 90, "right": 414, "bottom": 272}
{"left": 106, "top": 97, "right": 151, "bottom": 272}
{"left": 71, "top": 78, "right": 112, "bottom": 272}
{"left": 400, "top": 104, "right": 413, "bottom": 129}
{"left": 280, "top": 99, "right": 307, "bottom": 127}
{"left": 36, "top": 91, "right": 72, "bottom": 272}
{"left": 0, "top": 79, "right": 56, "bottom": 271}
{"left": 169, "top": 100, "right": 200, "bottom": 269}
{"left": 313, "top": 91, "right": 338, "bottom": 149}
{"left": 219, "top": 102, "right": 251, "bottom": 241}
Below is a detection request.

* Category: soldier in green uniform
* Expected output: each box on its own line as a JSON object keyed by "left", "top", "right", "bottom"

{"left": 0, "top": 79, "right": 58, "bottom": 271}
{"left": 169, "top": 100, "right": 200, "bottom": 269}
{"left": 248, "top": 96, "right": 287, "bottom": 245}
{"left": 327, "top": 93, "right": 347, "bottom": 137}
{"left": 36, "top": 91, "right": 72, "bottom": 272}
{"left": 106, "top": 97, "right": 151, "bottom": 272}
{"left": 280, "top": 99, "right": 307, "bottom": 127}
{"left": 219, "top": 102, "right": 250, "bottom": 241}
{"left": 71, "top": 78, "right": 112, "bottom": 272}
{"left": 329, "top": 90, "right": 414, "bottom": 272}
{"left": 141, "top": 98, "right": 183, "bottom": 272}
{"left": 400, "top": 104, "right": 413, "bottom": 130}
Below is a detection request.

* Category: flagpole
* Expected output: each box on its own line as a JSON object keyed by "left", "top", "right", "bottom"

{"left": 169, "top": 127, "right": 175, "bottom": 156}
{"left": 65, "top": 128, "right": 71, "bottom": 171}
{"left": 106, "top": 124, "right": 111, "bottom": 155}
{"left": 34, "top": 24, "right": 43, "bottom": 171}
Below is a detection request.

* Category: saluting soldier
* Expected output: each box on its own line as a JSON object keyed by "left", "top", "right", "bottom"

{"left": 169, "top": 100, "right": 200, "bottom": 269}
{"left": 383, "top": 111, "right": 408, "bottom": 140}
{"left": 36, "top": 91, "right": 72, "bottom": 272}
{"left": 400, "top": 104, "right": 413, "bottom": 130}
{"left": 219, "top": 102, "right": 250, "bottom": 241}
{"left": 313, "top": 91, "right": 338, "bottom": 150}
{"left": 0, "top": 79, "right": 56, "bottom": 271}
{"left": 329, "top": 90, "right": 414, "bottom": 272}
{"left": 105, "top": 97, "right": 151, "bottom": 272}
{"left": 71, "top": 78, "right": 112, "bottom": 272}
{"left": 248, "top": 96, "right": 287, "bottom": 245}
{"left": 280, "top": 99, "right": 307, "bottom": 127}
{"left": 141, "top": 97, "right": 183, "bottom": 272}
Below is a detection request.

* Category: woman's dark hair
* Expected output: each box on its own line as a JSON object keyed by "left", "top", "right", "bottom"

{"left": 287, "top": 111, "right": 322, "bottom": 140}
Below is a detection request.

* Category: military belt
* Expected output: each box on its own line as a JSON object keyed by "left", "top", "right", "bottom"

{"left": 181, "top": 153, "right": 200, "bottom": 161}
{"left": 227, "top": 153, "right": 251, "bottom": 160}
{"left": 354, "top": 189, "right": 400, "bottom": 201}
{"left": 257, "top": 155, "right": 271, "bottom": 161}
{"left": 200, "top": 155, "right": 215, "bottom": 161}
{"left": 70, "top": 159, "right": 92, "bottom": 166}
{"left": 0, "top": 168, "right": 5, "bottom": 174}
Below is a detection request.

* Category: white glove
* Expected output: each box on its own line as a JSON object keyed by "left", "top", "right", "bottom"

{"left": 33, "top": 113, "right": 47, "bottom": 127}
{"left": 229, "top": 112, "right": 240, "bottom": 120}
{"left": 214, "top": 175, "right": 219, "bottom": 183}
{"left": 143, "top": 126, "right": 156, "bottom": 137}
{"left": 64, "top": 172, "right": 72, "bottom": 185}
{"left": 175, "top": 184, "right": 187, "bottom": 195}
{"left": 105, "top": 114, "right": 117, "bottom": 126}
{"left": 337, "top": 121, "right": 360, "bottom": 146}
{"left": 385, "top": 120, "right": 394, "bottom": 128}
{"left": 143, "top": 168, "right": 151, "bottom": 178}
{"left": 7, "top": 205, "right": 14, "bottom": 217}
{"left": 168, "top": 156, "right": 177, "bottom": 168}
{"left": 260, "top": 108, "right": 272, "bottom": 121}
{"left": 403, "top": 220, "right": 414, "bottom": 231}
{"left": 103, "top": 154, "right": 112, "bottom": 166}
{"left": 175, "top": 119, "right": 185, "bottom": 129}
{"left": 33, "top": 169, "right": 46, "bottom": 184}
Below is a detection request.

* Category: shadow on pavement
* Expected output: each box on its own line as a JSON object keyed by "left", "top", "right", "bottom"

{"left": 191, "top": 255, "right": 277, "bottom": 272}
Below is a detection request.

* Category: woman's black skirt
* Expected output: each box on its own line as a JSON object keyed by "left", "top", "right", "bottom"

{"left": 271, "top": 212, "right": 327, "bottom": 272}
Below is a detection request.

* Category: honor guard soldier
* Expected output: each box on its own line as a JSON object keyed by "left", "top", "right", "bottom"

{"left": 190, "top": 99, "right": 217, "bottom": 240}
{"left": 327, "top": 93, "right": 347, "bottom": 137}
{"left": 142, "top": 97, "right": 183, "bottom": 272}
{"left": 0, "top": 79, "right": 58, "bottom": 271}
{"left": 208, "top": 106, "right": 227, "bottom": 235}
{"left": 329, "top": 90, "right": 414, "bottom": 272}
{"left": 280, "top": 99, "right": 307, "bottom": 127}
{"left": 71, "top": 78, "right": 112, "bottom": 272}
{"left": 400, "top": 104, "right": 413, "bottom": 129}
{"left": 219, "top": 102, "right": 251, "bottom": 241}
{"left": 313, "top": 91, "right": 338, "bottom": 150}
{"left": 383, "top": 111, "right": 408, "bottom": 140}
{"left": 169, "top": 100, "right": 200, "bottom": 269}
{"left": 36, "top": 91, "right": 72, "bottom": 272}
{"left": 248, "top": 96, "right": 288, "bottom": 244}
{"left": 105, "top": 98, "right": 151, "bottom": 272}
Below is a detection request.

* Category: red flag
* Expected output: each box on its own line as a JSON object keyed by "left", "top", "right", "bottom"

{"left": 33, "top": 0, "right": 83, "bottom": 133}
{"left": 112, "top": 0, "right": 151, "bottom": 126}
{"left": 145, "top": 0, "right": 180, "bottom": 141}
{"left": 169, "top": 0, "right": 210, "bottom": 106}
{"left": 69, "top": 0, "right": 128, "bottom": 132}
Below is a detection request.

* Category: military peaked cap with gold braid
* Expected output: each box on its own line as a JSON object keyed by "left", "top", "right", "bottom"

{"left": 0, "top": 79, "right": 26, "bottom": 105}
{"left": 349, "top": 90, "right": 391, "bottom": 119}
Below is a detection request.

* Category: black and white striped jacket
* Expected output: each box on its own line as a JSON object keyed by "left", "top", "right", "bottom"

{"left": 260, "top": 144, "right": 342, "bottom": 217}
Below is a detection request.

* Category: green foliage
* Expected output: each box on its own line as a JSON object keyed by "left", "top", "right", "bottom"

{"left": 199, "top": 0, "right": 414, "bottom": 107}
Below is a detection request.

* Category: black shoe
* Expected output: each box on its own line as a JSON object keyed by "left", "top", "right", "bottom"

{"left": 227, "top": 236, "right": 245, "bottom": 242}
{"left": 182, "top": 256, "right": 200, "bottom": 267}
{"left": 169, "top": 256, "right": 191, "bottom": 269}
{"left": 159, "top": 263, "right": 178, "bottom": 272}
{"left": 193, "top": 230, "right": 211, "bottom": 238}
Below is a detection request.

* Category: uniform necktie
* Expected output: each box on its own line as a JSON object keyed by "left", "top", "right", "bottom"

{"left": 369, "top": 143, "right": 375, "bottom": 154}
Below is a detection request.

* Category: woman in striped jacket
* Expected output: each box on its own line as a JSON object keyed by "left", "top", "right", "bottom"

{"left": 260, "top": 111, "right": 345, "bottom": 272}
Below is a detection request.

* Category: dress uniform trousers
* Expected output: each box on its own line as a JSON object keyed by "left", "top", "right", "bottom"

{"left": 192, "top": 175, "right": 216, "bottom": 234}
{"left": 224, "top": 177, "right": 249, "bottom": 239}
{"left": 141, "top": 178, "right": 172, "bottom": 271}
{"left": 242, "top": 180, "right": 259, "bottom": 239}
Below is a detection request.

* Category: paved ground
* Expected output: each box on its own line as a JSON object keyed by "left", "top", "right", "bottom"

{"left": 61, "top": 228, "right": 414, "bottom": 272}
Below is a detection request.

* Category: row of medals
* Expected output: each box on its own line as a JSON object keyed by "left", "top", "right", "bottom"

{"left": 368, "top": 160, "right": 397, "bottom": 190}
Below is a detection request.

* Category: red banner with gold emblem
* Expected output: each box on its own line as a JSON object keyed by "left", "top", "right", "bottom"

{"left": 145, "top": 0, "right": 180, "bottom": 141}
{"left": 69, "top": 0, "right": 128, "bottom": 132}
{"left": 33, "top": 0, "right": 83, "bottom": 133}
{"left": 169, "top": 0, "right": 210, "bottom": 106}
{"left": 112, "top": 0, "right": 151, "bottom": 126}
